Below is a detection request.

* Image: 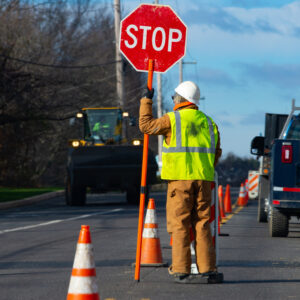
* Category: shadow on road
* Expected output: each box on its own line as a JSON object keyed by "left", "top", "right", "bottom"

{"left": 221, "top": 260, "right": 300, "bottom": 268}
{"left": 224, "top": 279, "right": 300, "bottom": 284}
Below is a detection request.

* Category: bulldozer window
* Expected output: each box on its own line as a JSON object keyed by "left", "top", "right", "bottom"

{"left": 85, "top": 109, "right": 122, "bottom": 143}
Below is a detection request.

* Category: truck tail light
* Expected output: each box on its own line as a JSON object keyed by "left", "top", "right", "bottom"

{"left": 281, "top": 143, "right": 292, "bottom": 163}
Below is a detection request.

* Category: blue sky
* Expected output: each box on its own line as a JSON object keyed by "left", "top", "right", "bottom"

{"left": 117, "top": 0, "right": 300, "bottom": 157}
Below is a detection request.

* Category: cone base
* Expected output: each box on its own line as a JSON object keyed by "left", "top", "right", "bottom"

{"left": 140, "top": 238, "right": 163, "bottom": 265}
{"left": 141, "top": 262, "right": 168, "bottom": 267}
{"left": 237, "top": 198, "right": 245, "bottom": 206}
{"left": 67, "top": 293, "right": 100, "bottom": 300}
{"left": 132, "top": 262, "right": 168, "bottom": 267}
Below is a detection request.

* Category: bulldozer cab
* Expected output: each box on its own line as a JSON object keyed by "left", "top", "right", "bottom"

{"left": 83, "top": 108, "right": 122, "bottom": 144}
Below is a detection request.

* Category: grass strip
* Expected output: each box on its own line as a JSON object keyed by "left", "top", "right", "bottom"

{"left": 0, "top": 188, "right": 62, "bottom": 202}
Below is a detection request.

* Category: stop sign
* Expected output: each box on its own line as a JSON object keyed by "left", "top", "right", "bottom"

{"left": 119, "top": 4, "right": 187, "bottom": 73}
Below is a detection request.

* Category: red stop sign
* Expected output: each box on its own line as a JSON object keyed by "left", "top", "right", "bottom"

{"left": 119, "top": 4, "right": 187, "bottom": 73}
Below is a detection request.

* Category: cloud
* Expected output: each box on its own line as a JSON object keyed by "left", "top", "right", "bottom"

{"left": 228, "top": 0, "right": 293, "bottom": 9}
{"left": 196, "top": 68, "right": 237, "bottom": 87}
{"left": 293, "top": 26, "right": 300, "bottom": 37}
{"left": 239, "top": 63, "right": 300, "bottom": 88}
{"left": 239, "top": 111, "right": 265, "bottom": 125}
{"left": 225, "top": 2, "right": 300, "bottom": 36}
{"left": 213, "top": 111, "right": 265, "bottom": 128}
{"left": 181, "top": 1, "right": 300, "bottom": 37}
{"left": 220, "top": 120, "right": 234, "bottom": 127}
{"left": 183, "top": 7, "right": 254, "bottom": 33}
{"left": 179, "top": 6, "right": 278, "bottom": 34}
{"left": 255, "top": 19, "right": 279, "bottom": 33}
{"left": 122, "top": 0, "right": 300, "bottom": 36}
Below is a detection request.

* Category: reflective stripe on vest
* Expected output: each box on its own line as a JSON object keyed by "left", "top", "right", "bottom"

{"left": 162, "top": 111, "right": 216, "bottom": 154}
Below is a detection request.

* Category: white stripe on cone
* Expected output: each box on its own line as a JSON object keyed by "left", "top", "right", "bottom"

{"left": 191, "top": 263, "right": 199, "bottom": 274}
{"left": 239, "top": 185, "right": 245, "bottom": 197}
{"left": 68, "top": 276, "right": 99, "bottom": 294}
{"left": 73, "top": 244, "right": 95, "bottom": 269}
{"left": 190, "top": 242, "right": 195, "bottom": 255}
{"left": 142, "top": 228, "right": 158, "bottom": 238}
{"left": 144, "top": 209, "right": 157, "bottom": 224}
{"left": 142, "top": 207, "right": 159, "bottom": 238}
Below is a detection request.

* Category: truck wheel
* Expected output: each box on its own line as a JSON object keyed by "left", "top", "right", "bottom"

{"left": 257, "top": 195, "right": 267, "bottom": 223}
{"left": 66, "top": 176, "right": 86, "bottom": 206}
{"left": 269, "top": 208, "right": 288, "bottom": 237}
{"left": 126, "top": 185, "right": 140, "bottom": 205}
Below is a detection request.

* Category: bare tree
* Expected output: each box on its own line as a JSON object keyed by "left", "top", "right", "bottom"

{"left": 0, "top": 0, "right": 145, "bottom": 186}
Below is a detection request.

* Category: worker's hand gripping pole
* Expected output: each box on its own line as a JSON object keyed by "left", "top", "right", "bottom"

{"left": 135, "top": 59, "right": 154, "bottom": 282}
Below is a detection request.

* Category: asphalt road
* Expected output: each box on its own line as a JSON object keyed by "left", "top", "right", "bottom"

{"left": 1, "top": 189, "right": 300, "bottom": 299}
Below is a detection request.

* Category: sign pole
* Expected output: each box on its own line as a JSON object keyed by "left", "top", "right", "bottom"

{"left": 135, "top": 59, "right": 154, "bottom": 282}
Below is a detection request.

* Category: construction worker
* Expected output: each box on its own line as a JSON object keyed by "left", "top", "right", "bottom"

{"left": 92, "top": 117, "right": 111, "bottom": 141}
{"left": 139, "top": 81, "right": 223, "bottom": 284}
{"left": 92, "top": 118, "right": 110, "bottom": 133}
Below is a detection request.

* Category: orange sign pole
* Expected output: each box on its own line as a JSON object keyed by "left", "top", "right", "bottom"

{"left": 135, "top": 59, "right": 154, "bottom": 282}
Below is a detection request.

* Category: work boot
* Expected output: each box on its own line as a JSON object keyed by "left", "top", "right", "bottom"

{"left": 174, "top": 273, "right": 201, "bottom": 284}
{"left": 173, "top": 271, "right": 224, "bottom": 284}
{"left": 200, "top": 271, "right": 224, "bottom": 284}
{"left": 168, "top": 265, "right": 191, "bottom": 283}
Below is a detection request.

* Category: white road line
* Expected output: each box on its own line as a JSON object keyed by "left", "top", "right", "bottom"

{"left": 0, "top": 208, "right": 123, "bottom": 235}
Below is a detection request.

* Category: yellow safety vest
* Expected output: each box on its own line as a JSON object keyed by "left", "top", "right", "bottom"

{"left": 161, "top": 109, "right": 218, "bottom": 181}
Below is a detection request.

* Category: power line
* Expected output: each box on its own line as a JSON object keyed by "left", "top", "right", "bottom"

{"left": 0, "top": 54, "right": 121, "bottom": 69}
{"left": 58, "top": 74, "right": 117, "bottom": 94}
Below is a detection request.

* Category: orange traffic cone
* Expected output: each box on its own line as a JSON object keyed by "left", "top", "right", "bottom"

{"left": 141, "top": 198, "right": 167, "bottom": 266}
{"left": 237, "top": 183, "right": 246, "bottom": 206}
{"left": 218, "top": 185, "right": 226, "bottom": 220}
{"left": 218, "top": 213, "right": 221, "bottom": 235}
{"left": 245, "top": 179, "right": 249, "bottom": 205}
{"left": 224, "top": 184, "right": 232, "bottom": 213}
{"left": 66, "top": 225, "right": 100, "bottom": 300}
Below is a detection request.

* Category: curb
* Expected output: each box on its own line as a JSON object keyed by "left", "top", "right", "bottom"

{"left": 0, "top": 183, "right": 167, "bottom": 211}
{"left": 0, "top": 190, "right": 64, "bottom": 210}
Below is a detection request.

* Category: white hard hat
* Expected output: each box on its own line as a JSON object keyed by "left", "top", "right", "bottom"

{"left": 174, "top": 81, "right": 200, "bottom": 104}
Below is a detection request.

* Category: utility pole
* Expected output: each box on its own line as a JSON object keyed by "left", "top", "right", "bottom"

{"left": 179, "top": 60, "right": 205, "bottom": 107}
{"left": 114, "top": 0, "right": 124, "bottom": 108}
{"left": 179, "top": 59, "right": 183, "bottom": 83}
{"left": 178, "top": 60, "right": 197, "bottom": 83}
{"left": 155, "top": 0, "right": 163, "bottom": 170}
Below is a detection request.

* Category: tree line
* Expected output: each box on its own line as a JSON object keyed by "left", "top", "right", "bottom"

{"left": 216, "top": 152, "right": 260, "bottom": 187}
{"left": 0, "top": 1, "right": 259, "bottom": 188}
{"left": 0, "top": 0, "right": 146, "bottom": 187}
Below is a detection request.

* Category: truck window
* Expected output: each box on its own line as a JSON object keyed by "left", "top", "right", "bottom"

{"left": 285, "top": 119, "right": 300, "bottom": 140}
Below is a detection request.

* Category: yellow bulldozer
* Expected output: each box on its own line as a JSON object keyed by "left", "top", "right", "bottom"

{"left": 65, "top": 107, "right": 158, "bottom": 206}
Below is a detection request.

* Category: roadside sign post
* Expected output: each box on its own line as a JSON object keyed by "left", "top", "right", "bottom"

{"left": 119, "top": 3, "right": 187, "bottom": 281}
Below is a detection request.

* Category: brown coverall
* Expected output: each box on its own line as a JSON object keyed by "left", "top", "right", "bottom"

{"left": 139, "top": 97, "right": 222, "bottom": 274}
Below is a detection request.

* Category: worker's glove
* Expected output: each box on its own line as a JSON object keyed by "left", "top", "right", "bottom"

{"left": 142, "top": 87, "right": 154, "bottom": 99}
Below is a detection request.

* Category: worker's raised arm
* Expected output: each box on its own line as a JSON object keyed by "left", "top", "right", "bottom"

{"left": 139, "top": 88, "right": 170, "bottom": 136}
